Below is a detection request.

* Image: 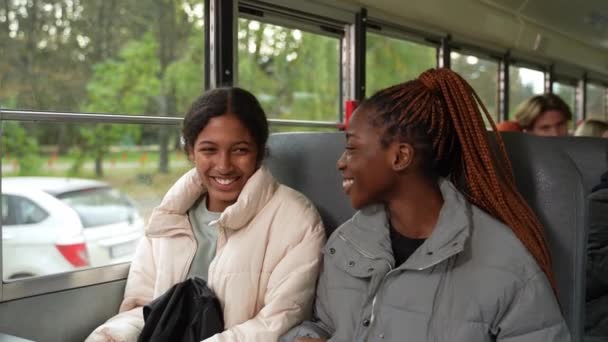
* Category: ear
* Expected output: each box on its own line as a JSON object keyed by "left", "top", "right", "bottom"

{"left": 391, "top": 142, "right": 415, "bottom": 172}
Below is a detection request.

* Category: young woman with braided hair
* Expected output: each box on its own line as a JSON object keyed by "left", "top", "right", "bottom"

{"left": 281, "top": 68, "right": 570, "bottom": 342}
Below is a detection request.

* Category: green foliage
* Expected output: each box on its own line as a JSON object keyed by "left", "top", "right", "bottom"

{"left": 165, "top": 32, "right": 205, "bottom": 114}
{"left": 1, "top": 122, "right": 42, "bottom": 175}
{"left": 2, "top": 0, "right": 570, "bottom": 176}
{"left": 237, "top": 19, "right": 339, "bottom": 121}
{"left": 75, "top": 33, "right": 162, "bottom": 176}
{"left": 85, "top": 32, "right": 162, "bottom": 114}
{"left": 366, "top": 33, "right": 436, "bottom": 96}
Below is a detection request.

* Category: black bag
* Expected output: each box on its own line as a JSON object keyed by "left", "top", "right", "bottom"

{"left": 138, "top": 277, "right": 224, "bottom": 342}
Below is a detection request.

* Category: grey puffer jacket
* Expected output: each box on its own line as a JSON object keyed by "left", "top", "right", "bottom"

{"left": 282, "top": 180, "right": 570, "bottom": 342}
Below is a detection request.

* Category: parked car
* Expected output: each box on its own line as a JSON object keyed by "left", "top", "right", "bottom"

{"left": 2, "top": 177, "right": 145, "bottom": 280}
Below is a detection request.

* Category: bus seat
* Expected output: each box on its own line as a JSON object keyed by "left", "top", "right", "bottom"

{"left": 499, "top": 132, "right": 598, "bottom": 342}
{"left": 267, "top": 131, "right": 595, "bottom": 342}
{"left": 540, "top": 136, "right": 608, "bottom": 193}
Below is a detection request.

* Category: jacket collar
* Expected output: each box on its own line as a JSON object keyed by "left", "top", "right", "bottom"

{"left": 345, "top": 179, "right": 472, "bottom": 270}
{"left": 146, "top": 166, "right": 278, "bottom": 237}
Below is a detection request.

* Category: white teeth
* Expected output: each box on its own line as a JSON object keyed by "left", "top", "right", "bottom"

{"left": 215, "top": 177, "right": 236, "bottom": 185}
{"left": 342, "top": 179, "right": 354, "bottom": 190}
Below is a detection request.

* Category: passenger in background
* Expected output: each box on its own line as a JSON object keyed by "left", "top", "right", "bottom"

{"left": 496, "top": 120, "right": 523, "bottom": 132}
{"left": 514, "top": 93, "right": 572, "bottom": 137}
{"left": 86, "top": 87, "right": 326, "bottom": 342}
{"left": 586, "top": 168, "right": 608, "bottom": 338}
{"left": 282, "top": 68, "right": 569, "bottom": 342}
{"left": 574, "top": 119, "right": 608, "bottom": 138}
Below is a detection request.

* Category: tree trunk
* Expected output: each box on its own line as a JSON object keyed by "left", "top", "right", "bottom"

{"left": 158, "top": 125, "right": 170, "bottom": 173}
{"left": 155, "top": 0, "right": 177, "bottom": 174}
{"left": 95, "top": 153, "right": 104, "bottom": 177}
{"left": 57, "top": 124, "right": 70, "bottom": 154}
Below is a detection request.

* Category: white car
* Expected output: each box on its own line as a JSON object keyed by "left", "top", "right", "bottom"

{"left": 2, "top": 177, "right": 144, "bottom": 280}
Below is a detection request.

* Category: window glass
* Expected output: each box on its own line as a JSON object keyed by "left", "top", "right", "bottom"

{"left": 586, "top": 83, "right": 606, "bottom": 120}
{"left": 451, "top": 52, "right": 499, "bottom": 124}
{"left": 553, "top": 82, "right": 577, "bottom": 130}
{"left": 57, "top": 188, "right": 136, "bottom": 228}
{"left": 553, "top": 82, "right": 576, "bottom": 113}
{"left": 366, "top": 32, "right": 436, "bottom": 95}
{"left": 509, "top": 66, "right": 545, "bottom": 117}
{"left": 1, "top": 120, "right": 189, "bottom": 280}
{"left": 238, "top": 19, "right": 340, "bottom": 122}
{"left": 0, "top": 1, "right": 205, "bottom": 117}
{"left": 2, "top": 195, "right": 49, "bottom": 225}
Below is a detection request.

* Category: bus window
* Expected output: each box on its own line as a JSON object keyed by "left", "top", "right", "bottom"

{"left": 451, "top": 52, "right": 499, "bottom": 125}
{"left": 509, "top": 66, "right": 545, "bottom": 117}
{"left": 0, "top": 1, "right": 205, "bottom": 117}
{"left": 366, "top": 32, "right": 436, "bottom": 96}
{"left": 237, "top": 19, "right": 340, "bottom": 123}
{"left": 1, "top": 120, "right": 187, "bottom": 281}
{"left": 586, "top": 83, "right": 607, "bottom": 121}
{"left": 553, "top": 81, "right": 577, "bottom": 131}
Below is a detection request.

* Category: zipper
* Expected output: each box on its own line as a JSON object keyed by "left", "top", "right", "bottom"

{"left": 337, "top": 232, "right": 394, "bottom": 328}
{"left": 369, "top": 248, "right": 462, "bottom": 325}
{"left": 369, "top": 268, "right": 396, "bottom": 324}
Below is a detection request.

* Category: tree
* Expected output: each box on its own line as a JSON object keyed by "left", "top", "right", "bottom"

{"left": 366, "top": 33, "right": 436, "bottom": 96}
{"left": 1, "top": 122, "right": 41, "bottom": 176}
{"left": 450, "top": 53, "right": 499, "bottom": 124}
{"left": 237, "top": 19, "right": 340, "bottom": 122}
{"left": 80, "top": 33, "right": 159, "bottom": 176}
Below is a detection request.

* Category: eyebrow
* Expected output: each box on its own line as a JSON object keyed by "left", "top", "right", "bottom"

{"left": 197, "top": 140, "right": 252, "bottom": 146}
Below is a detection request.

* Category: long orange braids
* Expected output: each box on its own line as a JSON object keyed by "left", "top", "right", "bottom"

{"left": 363, "top": 68, "right": 556, "bottom": 291}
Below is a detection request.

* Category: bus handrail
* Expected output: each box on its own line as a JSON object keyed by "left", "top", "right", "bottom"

{"left": 0, "top": 109, "right": 341, "bottom": 128}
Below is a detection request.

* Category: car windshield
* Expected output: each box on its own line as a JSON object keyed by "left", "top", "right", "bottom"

{"left": 55, "top": 187, "right": 135, "bottom": 228}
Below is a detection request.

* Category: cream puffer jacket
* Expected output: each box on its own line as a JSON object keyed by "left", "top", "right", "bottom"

{"left": 86, "top": 166, "right": 326, "bottom": 342}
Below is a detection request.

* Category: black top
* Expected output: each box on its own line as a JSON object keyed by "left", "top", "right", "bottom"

{"left": 390, "top": 226, "right": 426, "bottom": 267}
{"left": 592, "top": 170, "right": 608, "bottom": 192}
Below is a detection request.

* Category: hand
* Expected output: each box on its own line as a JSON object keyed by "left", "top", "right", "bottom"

{"left": 295, "top": 339, "right": 327, "bottom": 342}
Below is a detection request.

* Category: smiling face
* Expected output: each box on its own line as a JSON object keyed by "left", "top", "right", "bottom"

{"left": 188, "top": 113, "right": 259, "bottom": 212}
{"left": 336, "top": 106, "right": 402, "bottom": 209}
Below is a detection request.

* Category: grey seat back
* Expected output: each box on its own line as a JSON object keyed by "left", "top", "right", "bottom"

{"left": 266, "top": 131, "right": 601, "bottom": 342}
{"left": 266, "top": 132, "right": 354, "bottom": 235}
{"left": 499, "top": 133, "right": 607, "bottom": 342}
{"left": 539, "top": 136, "right": 608, "bottom": 193}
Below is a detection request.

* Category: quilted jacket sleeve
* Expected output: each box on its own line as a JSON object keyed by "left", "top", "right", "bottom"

{"left": 494, "top": 271, "right": 571, "bottom": 342}
{"left": 279, "top": 258, "right": 334, "bottom": 342}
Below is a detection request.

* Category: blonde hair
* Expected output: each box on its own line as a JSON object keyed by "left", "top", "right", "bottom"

{"left": 574, "top": 119, "right": 608, "bottom": 137}
{"left": 514, "top": 94, "right": 572, "bottom": 129}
